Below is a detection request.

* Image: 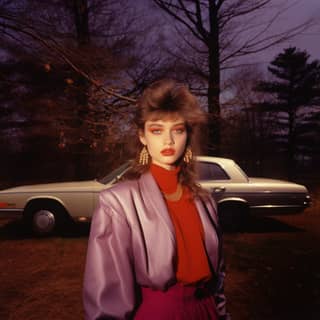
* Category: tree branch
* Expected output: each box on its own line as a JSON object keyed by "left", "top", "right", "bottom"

{"left": 0, "top": 14, "right": 137, "bottom": 106}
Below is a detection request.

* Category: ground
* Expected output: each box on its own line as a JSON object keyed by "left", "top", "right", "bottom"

{"left": 0, "top": 205, "right": 319, "bottom": 320}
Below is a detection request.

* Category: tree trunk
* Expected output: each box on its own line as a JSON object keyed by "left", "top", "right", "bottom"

{"left": 73, "top": 0, "right": 90, "bottom": 46}
{"left": 287, "top": 107, "right": 296, "bottom": 180}
{"left": 207, "top": 1, "right": 221, "bottom": 155}
{"left": 72, "top": 0, "right": 91, "bottom": 177}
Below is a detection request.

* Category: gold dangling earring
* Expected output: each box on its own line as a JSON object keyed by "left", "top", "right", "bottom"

{"left": 139, "top": 146, "right": 149, "bottom": 165}
{"left": 183, "top": 147, "right": 193, "bottom": 163}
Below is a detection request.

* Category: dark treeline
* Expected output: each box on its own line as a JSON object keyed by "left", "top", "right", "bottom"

{"left": 0, "top": 0, "right": 319, "bottom": 188}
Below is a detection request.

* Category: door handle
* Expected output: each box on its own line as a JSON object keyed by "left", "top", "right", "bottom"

{"left": 212, "top": 186, "right": 226, "bottom": 193}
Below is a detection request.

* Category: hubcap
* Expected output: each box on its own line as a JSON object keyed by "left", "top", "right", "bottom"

{"left": 33, "top": 210, "right": 55, "bottom": 234}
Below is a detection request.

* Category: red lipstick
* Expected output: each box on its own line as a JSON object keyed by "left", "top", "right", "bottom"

{"left": 161, "top": 148, "right": 175, "bottom": 156}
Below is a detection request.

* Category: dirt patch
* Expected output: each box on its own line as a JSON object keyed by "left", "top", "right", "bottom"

{"left": 1, "top": 206, "right": 320, "bottom": 320}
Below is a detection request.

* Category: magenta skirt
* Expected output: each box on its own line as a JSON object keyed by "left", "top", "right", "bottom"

{"left": 134, "top": 283, "right": 218, "bottom": 320}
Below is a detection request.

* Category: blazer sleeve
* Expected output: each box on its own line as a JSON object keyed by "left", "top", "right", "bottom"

{"left": 83, "top": 192, "right": 137, "bottom": 320}
{"left": 214, "top": 243, "right": 231, "bottom": 320}
{"left": 208, "top": 196, "right": 231, "bottom": 320}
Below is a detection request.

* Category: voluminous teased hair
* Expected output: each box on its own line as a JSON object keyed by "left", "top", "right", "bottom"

{"left": 135, "top": 79, "right": 206, "bottom": 130}
{"left": 123, "top": 79, "right": 208, "bottom": 198}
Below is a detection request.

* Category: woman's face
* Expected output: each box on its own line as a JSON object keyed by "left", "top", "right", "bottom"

{"left": 139, "top": 116, "right": 188, "bottom": 170}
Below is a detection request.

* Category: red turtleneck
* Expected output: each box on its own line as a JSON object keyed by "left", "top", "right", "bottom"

{"left": 150, "top": 163, "right": 212, "bottom": 284}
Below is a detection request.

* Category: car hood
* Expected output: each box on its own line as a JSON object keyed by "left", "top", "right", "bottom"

{"left": 0, "top": 180, "right": 105, "bottom": 193}
{"left": 248, "top": 177, "right": 308, "bottom": 192}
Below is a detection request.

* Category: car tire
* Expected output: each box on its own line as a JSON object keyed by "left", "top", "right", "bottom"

{"left": 218, "top": 202, "right": 250, "bottom": 232}
{"left": 24, "top": 202, "right": 69, "bottom": 236}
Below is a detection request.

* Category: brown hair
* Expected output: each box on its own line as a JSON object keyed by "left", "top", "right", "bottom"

{"left": 123, "top": 79, "right": 207, "bottom": 198}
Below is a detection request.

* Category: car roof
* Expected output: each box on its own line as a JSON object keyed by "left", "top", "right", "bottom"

{"left": 196, "top": 156, "right": 236, "bottom": 166}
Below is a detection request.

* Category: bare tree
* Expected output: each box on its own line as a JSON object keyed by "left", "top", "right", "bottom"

{"left": 0, "top": 1, "right": 137, "bottom": 103}
{"left": 153, "top": 0, "right": 313, "bottom": 154}
{"left": 0, "top": 0, "right": 144, "bottom": 180}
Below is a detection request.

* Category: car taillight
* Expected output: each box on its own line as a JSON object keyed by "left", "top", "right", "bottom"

{"left": 0, "top": 202, "right": 15, "bottom": 208}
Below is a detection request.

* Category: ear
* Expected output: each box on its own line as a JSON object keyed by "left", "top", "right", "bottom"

{"left": 139, "top": 130, "right": 146, "bottom": 145}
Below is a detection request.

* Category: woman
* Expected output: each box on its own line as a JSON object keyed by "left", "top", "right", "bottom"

{"left": 83, "top": 79, "right": 230, "bottom": 320}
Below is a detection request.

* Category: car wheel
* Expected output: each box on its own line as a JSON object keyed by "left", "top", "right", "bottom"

{"left": 218, "top": 202, "right": 250, "bottom": 232}
{"left": 24, "top": 202, "right": 68, "bottom": 236}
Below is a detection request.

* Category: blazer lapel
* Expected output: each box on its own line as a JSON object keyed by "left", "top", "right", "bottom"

{"left": 195, "top": 198, "right": 219, "bottom": 271}
{"left": 139, "top": 172, "right": 176, "bottom": 244}
{"left": 138, "top": 173, "right": 219, "bottom": 273}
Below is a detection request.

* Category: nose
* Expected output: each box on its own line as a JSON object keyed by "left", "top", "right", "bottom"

{"left": 164, "top": 131, "right": 174, "bottom": 145}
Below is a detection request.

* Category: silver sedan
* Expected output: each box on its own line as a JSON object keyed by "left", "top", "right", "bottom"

{"left": 196, "top": 156, "right": 310, "bottom": 228}
{"left": 0, "top": 157, "right": 310, "bottom": 235}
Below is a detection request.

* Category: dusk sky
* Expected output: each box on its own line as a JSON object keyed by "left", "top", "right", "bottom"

{"left": 256, "top": 0, "right": 320, "bottom": 63}
{"left": 142, "top": 0, "right": 320, "bottom": 66}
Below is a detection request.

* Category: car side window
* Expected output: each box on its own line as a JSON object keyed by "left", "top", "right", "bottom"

{"left": 197, "top": 162, "right": 230, "bottom": 181}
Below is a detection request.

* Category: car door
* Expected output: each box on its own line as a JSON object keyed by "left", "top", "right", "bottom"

{"left": 196, "top": 161, "right": 231, "bottom": 202}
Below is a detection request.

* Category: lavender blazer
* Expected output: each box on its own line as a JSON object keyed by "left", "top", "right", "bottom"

{"left": 83, "top": 171, "right": 230, "bottom": 320}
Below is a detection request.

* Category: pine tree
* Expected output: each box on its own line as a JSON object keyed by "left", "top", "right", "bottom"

{"left": 255, "top": 47, "right": 320, "bottom": 179}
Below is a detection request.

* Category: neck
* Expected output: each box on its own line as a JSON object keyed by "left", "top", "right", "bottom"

{"left": 151, "top": 160, "right": 176, "bottom": 171}
{"left": 150, "top": 163, "right": 180, "bottom": 194}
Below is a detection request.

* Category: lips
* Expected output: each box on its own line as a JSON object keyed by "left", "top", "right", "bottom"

{"left": 161, "top": 148, "right": 175, "bottom": 156}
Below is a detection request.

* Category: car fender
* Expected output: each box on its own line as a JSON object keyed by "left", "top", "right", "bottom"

{"left": 24, "top": 195, "right": 68, "bottom": 214}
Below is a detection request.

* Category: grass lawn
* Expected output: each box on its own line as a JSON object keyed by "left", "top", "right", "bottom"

{"left": 1, "top": 188, "right": 319, "bottom": 320}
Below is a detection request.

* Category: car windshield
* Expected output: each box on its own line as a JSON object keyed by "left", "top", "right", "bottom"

{"left": 98, "top": 161, "right": 132, "bottom": 184}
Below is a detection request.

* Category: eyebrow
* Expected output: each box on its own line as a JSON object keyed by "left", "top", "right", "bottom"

{"left": 147, "top": 122, "right": 185, "bottom": 127}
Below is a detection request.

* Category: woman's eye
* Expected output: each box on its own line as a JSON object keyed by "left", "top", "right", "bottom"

{"left": 150, "top": 129, "right": 162, "bottom": 134}
{"left": 174, "top": 127, "right": 185, "bottom": 134}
